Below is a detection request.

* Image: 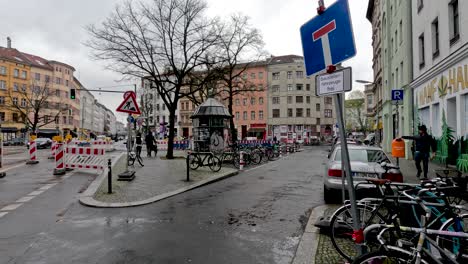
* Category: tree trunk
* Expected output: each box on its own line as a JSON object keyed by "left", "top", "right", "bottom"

{"left": 166, "top": 107, "right": 176, "bottom": 159}
{"left": 228, "top": 94, "right": 237, "bottom": 142}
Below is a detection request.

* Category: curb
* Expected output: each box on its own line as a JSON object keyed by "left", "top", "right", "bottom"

{"left": 79, "top": 158, "right": 239, "bottom": 208}
{"left": 292, "top": 204, "right": 329, "bottom": 264}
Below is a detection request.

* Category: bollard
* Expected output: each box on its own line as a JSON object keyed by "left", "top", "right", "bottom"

{"left": 279, "top": 145, "right": 282, "bottom": 158}
{"left": 107, "top": 158, "right": 112, "bottom": 194}
{"left": 53, "top": 143, "right": 66, "bottom": 175}
{"left": 239, "top": 151, "right": 245, "bottom": 171}
{"left": 26, "top": 140, "right": 40, "bottom": 165}
{"left": 186, "top": 154, "right": 190, "bottom": 182}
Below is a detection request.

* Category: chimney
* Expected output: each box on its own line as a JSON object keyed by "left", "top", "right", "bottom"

{"left": 7, "top": 37, "right": 11, "bottom": 48}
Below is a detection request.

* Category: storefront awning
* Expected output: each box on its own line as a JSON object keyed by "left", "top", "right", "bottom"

{"left": 1, "top": 127, "right": 18, "bottom": 133}
{"left": 248, "top": 128, "right": 265, "bottom": 133}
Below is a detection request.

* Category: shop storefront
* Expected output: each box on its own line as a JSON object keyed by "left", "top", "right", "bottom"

{"left": 247, "top": 123, "right": 266, "bottom": 139}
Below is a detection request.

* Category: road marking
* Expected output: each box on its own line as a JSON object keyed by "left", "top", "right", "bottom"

{"left": 0, "top": 162, "right": 26, "bottom": 173}
{"left": 15, "top": 196, "right": 35, "bottom": 203}
{"left": 28, "top": 190, "right": 44, "bottom": 196}
{"left": 1, "top": 203, "right": 23, "bottom": 211}
{"left": 39, "top": 184, "right": 56, "bottom": 191}
{"left": 0, "top": 212, "right": 8, "bottom": 218}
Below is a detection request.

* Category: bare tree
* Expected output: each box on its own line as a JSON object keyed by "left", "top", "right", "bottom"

{"left": 139, "top": 90, "right": 153, "bottom": 133}
{"left": 211, "top": 14, "right": 265, "bottom": 142}
{"left": 6, "top": 80, "right": 64, "bottom": 134}
{"left": 86, "top": 0, "right": 221, "bottom": 159}
{"left": 345, "top": 90, "right": 367, "bottom": 132}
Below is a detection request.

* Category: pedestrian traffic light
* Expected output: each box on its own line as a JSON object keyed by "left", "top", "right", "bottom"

{"left": 70, "top": 88, "right": 76, "bottom": 99}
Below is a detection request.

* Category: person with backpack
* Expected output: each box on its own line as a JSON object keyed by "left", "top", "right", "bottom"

{"left": 145, "top": 131, "right": 157, "bottom": 157}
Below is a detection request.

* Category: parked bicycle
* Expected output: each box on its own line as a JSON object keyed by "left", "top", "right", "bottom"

{"left": 188, "top": 152, "right": 222, "bottom": 172}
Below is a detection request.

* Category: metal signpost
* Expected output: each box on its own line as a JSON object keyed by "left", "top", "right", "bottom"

{"left": 116, "top": 91, "right": 141, "bottom": 181}
{"left": 391, "top": 89, "right": 404, "bottom": 165}
{"left": 301, "top": 0, "right": 363, "bottom": 253}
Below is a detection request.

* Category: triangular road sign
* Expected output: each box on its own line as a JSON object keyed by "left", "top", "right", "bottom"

{"left": 116, "top": 94, "right": 141, "bottom": 115}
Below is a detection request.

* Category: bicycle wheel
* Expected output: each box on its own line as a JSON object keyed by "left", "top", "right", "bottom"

{"left": 353, "top": 249, "right": 427, "bottom": 264}
{"left": 188, "top": 154, "right": 200, "bottom": 170}
{"left": 330, "top": 204, "right": 386, "bottom": 261}
{"left": 437, "top": 214, "right": 468, "bottom": 257}
{"left": 250, "top": 151, "right": 262, "bottom": 165}
{"left": 232, "top": 153, "right": 240, "bottom": 169}
{"left": 208, "top": 156, "right": 222, "bottom": 172}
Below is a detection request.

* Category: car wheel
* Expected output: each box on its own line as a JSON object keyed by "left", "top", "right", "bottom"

{"left": 324, "top": 186, "right": 338, "bottom": 204}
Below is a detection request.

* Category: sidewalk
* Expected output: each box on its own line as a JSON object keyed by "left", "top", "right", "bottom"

{"left": 80, "top": 151, "right": 238, "bottom": 207}
{"left": 391, "top": 157, "right": 451, "bottom": 184}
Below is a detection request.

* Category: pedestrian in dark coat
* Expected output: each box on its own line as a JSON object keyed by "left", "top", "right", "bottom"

{"left": 401, "top": 125, "right": 437, "bottom": 179}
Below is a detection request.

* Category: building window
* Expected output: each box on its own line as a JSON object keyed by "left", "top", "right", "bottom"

{"left": 258, "top": 84, "right": 264, "bottom": 91}
{"left": 316, "top": 103, "right": 321, "bottom": 111}
{"left": 418, "top": 33, "right": 425, "bottom": 68}
{"left": 243, "top": 98, "right": 247, "bottom": 106}
{"left": 306, "top": 108, "right": 311, "bottom": 117}
{"left": 296, "top": 71, "right": 303, "bottom": 78}
{"left": 296, "top": 108, "right": 303, "bottom": 117}
{"left": 272, "top": 97, "right": 280, "bottom": 104}
{"left": 12, "top": 97, "right": 18, "bottom": 105}
{"left": 243, "top": 111, "right": 247, "bottom": 120}
{"left": 162, "top": 104, "right": 166, "bottom": 111}
{"left": 0, "top": 80, "right": 5, "bottom": 90}
{"left": 306, "top": 84, "right": 310, "bottom": 91}
{"left": 306, "top": 96, "right": 310, "bottom": 104}
{"left": 21, "top": 71, "right": 27, "bottom": 79}
{"left": 394, "top": 31, "right": 398, "bottom": 52}
{"left": 20, "top": 98, "right": 26, "bottom": 107}
{"left": 65, "top": 80, "right": 69, "bottom": 87}
{"left": 287, "top": 71, "right": 292, "bottom": 79}
{"left": 251, "top": 111, "right": 255, "bottom": 120}
{"left": 325, "top": 97, "right": 332, "bottom": 104}
{"left": 69, "top": 116, "right": 73, "bottom": 125}
{"left": 395, "top": 68, "right": 399, "bottom": 87}
{"left": 45, "top": 75, "right": 50, "bottom": 82}
{"left": 62, "top": 116, "right": 67, "bottom": 124}
{"left": 56, "top": 77, "right": 61, "bottom": 84}
{"left": 273, "top": 109, "right": 280, "bottom": 118}
{"left": 0, "top": 66, "right": 6, "bottom": 75}
{"left": 13, "top": 113, "right": 19, "bottom": 122}
{"left": 65, "top": 91, "right": 69, "bottom": 98}
{"left": 417, "top": 0, "right": 423, "bottom": 12}
{"left": 34, "top": 73, "right": 40, "bottom": 81}
{"left": 250, "top": 97, "right": 255, "bottom": 105}
{"left": 13, "top": 83, "right": 19, "bottom": 91}
{"left": 272, "top": 72, "right": 280, "bottom": 80}
{"left": 258, "top": 72, "right": 263, "bottom": 79}
{"left": 367, "top": 95, "right": 373, "bottom": 106}
{"left": 317, "top": 118, "right": 321, "bottom": 125}
{"left": 400, "top": 62, "right": 404, "bottom": 84}
{"left": 449, "top": 0, "right": 459, "bottom": 44}
{"left": 21, "top": 84, "right": 26, "bottom": 92}
{"left": 43, "top": 101, "right": 48, "bottom": 108}
{"left": 242, "top": 73, "right": 247, "bottom": 80}
{"left": 296, "top": 84, "right": 303, "bottom": 91}
{"left": 287, "top": 84, "right": 293, "bottom": 91}
{"left": 324, "top": 109, "right": 332, "bottom": 118}
{"left": 390, "top": 38, "right": 393, "bottom": 56}
{"left": 259, "top": 97, "right": 264, "bottom": 105}
{"left": 0, "top": 96, "right": 5, "bottom": 105}
{"left": 235, "top": 98, "right": 240, "bottom": 106}
{"left": 399, "top": 20, "right": 403, "bottom": 45}
{"left": 288, "top": 108, "right": 293, "bottom": 117}
{"left": 259, "top": 110, "right": 264, "bottom": 120}
{"left": 235, "top": 112, "right": 240, "bottom": 120}
{"left": 156, "top": 104, "right": 160, "bottom": 111}
{"left": 55, "top": 116, "right": 59, "bottom": 124}
{"left": 251, "top": 73, "right": 256, "bottom": 79}
{"left": 13, "top": 69, "right": 19, "bottom": 78}
{"left": 432, "top": 18, "right": 439, "bottom": 58}
{"left": 272, "top": 85, "right": 280, "bottom": 92}
{"left": 296, "top": 96, "right": 303, "bottom": 103}
{"left": 0, "top": 112, "right": 4, "bottom": 122}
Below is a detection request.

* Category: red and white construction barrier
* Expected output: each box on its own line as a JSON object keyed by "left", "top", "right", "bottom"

{"left": 53, "top": 143, "right": 66, "bottom": 175}
{"left": 65, "top": 147, "right": 106, "bottom": 170}
{"left": 48, "top": 141, "right": 57, "bottom": 159}
{"left": 26, "top": 140, "right": 39, "bottom": 164}
{"left": 91, "top": 140, "right": 115, "bottom": 152}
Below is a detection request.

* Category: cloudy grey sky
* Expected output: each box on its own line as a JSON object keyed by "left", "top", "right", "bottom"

{"left": 0, "top": 0, "right": 372, "bottom": 122}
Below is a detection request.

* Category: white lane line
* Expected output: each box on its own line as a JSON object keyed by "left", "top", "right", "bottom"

{"left": 27, "top": 190, "right": 44, "bottom": 196}
{"left": 0, "top": 162, "right": 26, "bottom": 174}
{"left": 0, "top": 212, "right": 8, "bottom": 218}
{"left": 15, "top": 196, "right": 35, "bottom": 203}
{"left": 1, "top": 203, "right": 23, "bottom": 211}
{"left": 39, "top": 184, "right": 56, "bottom": 191}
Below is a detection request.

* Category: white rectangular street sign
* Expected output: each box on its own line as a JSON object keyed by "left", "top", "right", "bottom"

{"left": 315, "top": 67, "right": 352, "bottom": 96}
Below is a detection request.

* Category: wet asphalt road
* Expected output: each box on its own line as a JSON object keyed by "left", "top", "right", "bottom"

{"left": 0, "top": 146, "right": 328, "bottom": 264}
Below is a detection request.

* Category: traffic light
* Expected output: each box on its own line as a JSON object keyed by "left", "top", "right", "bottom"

{"left": 70, "top": 88, "right": 76, "bottom": 99}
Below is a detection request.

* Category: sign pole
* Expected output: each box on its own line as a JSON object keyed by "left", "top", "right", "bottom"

{"left": 334, "top": 92, "right": 363, "bottom": 254}
{"left": 395, "top": 101, "right": 400, "bottom": 166}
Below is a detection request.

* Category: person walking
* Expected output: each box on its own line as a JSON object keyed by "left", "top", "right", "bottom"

{"left": 145, "top": 131, "right": 157, "bottom": 157}
{"left": 135, "top": 132, "right": 143, "bottom": 158}
{"left": 401, "top": 125, "right": 437, "bottom": 179}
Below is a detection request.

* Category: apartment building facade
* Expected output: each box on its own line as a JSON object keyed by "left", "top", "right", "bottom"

{"left": 410, "top": 0, "right": 468, "bottom": 138}
{"left": 267, "top": 55, "right": 336, "bottom": 143}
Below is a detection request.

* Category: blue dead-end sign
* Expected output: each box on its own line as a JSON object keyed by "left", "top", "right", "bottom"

{"left": 300, "top": 0, "right": 356, "bottom": 76}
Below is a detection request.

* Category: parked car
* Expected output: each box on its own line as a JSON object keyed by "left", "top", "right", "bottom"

{"left": 28, "top": 138, "right": 53, "bottom": 149}
{"left": 363, "top": 133, "right": 376, "bottom": 146}
{"left": 323, "top": 145, "right": 403, "bottom": 204}
{"left": 309, "top": 136, "right": 320, "bottom": 145}
{"left": 3, "top": 138, "right": 26, "bottom": 146}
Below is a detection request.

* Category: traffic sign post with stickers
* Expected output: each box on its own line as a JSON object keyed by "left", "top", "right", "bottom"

{"left": 301, "top": 0, "right": 364, "bottom": 253}
{"left": 116, "top": 91, "right": 141, "bottom": 181}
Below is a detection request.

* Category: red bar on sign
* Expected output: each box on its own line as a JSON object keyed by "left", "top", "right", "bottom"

{"left": 313, "top": 20, "right": 336, "bottom": 41}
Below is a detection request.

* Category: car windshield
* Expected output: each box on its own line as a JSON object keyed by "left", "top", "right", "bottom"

{"left": 334, "top": 148, "right": 389, "bottom": 163}
{"left": 36, "top": 138, "right": 47, "bottom": 142}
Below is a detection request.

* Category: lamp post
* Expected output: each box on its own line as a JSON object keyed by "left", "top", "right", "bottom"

{"left": 356, "top": 80, "right": 382, "bottom": 146}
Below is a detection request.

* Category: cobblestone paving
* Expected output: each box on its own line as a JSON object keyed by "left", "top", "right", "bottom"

{"left": 94, "top": 151, "right": 237, "bottom": 203}
{"left": 315, "top": 205, "right": 346, "bottom": 264}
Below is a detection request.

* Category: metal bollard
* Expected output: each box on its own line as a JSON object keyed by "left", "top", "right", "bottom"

{"left": 107, "top": 159, "right": 112, "bottom": 194}
{"left": 186, "top": 153, "right": 190, "bottom": 182}
{"left": 279, "top": 145, "right": 282, "bottom": 158}
{"left": 239, "top": 151, "right": 245, "bottom": 171}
